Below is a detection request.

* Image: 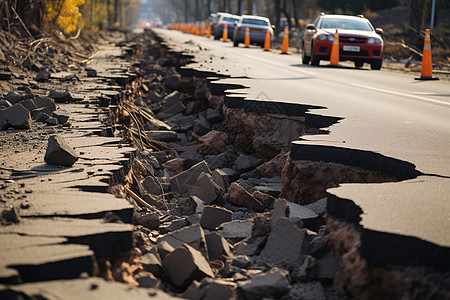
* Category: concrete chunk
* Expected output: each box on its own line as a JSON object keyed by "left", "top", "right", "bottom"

{"left": 198, "top": 130, "right": 231, "bottom": 155}
{"left": 217, "top": 219, "right": 253, "bottom": 243}
{"left": 170, "top": 161, "right": 211, "bottom": 195}
{"left": 193, "top": 115, "right": 211, "bottom": 136}
{"left": 189, "top": 172, "right": 223, "bottom": 205}
{"left": 157, "top": 224, "right": 209, "bottom": 259}
{"left": 162, "top": 244, "right": 214, "bottom": 288}
{"left": 206, "top": 108, "right": 223, "bottom": 123}
{"left": 0, "top": 104, "right": 31, "bottom": 130}
{"left": 270, "top": 199, "right": 290, "bottom": 228}
{"left": 146, "top": 130, "right": 179, "bottom": 142}
{"left": 141, "top": 251, "right": 163, "bottom": 277}
{"left": 234, "top": 154, "right": 263, "bottom": 173}
{"left": 239, "top": 268, "right": 290, "bottom": 300}
{"left": 44, "top": 135, "right": 79, "bottom": 167}
{"left": 200, "top": 206, "right": 232, "bottom": 230}
{"left": 255, "top": 218, "right": 307, "bottom": 271}
{"left": 205, "top": 232, "right": 233, "bottom": 261}
{"left": 162, "top": 91, "right": 181, "bottom": 108}
{"left": 48, "top": 90, "right": 74, "bottom": 102}
{"left": 228, "top": 182, "right": 264, "bottom": 212}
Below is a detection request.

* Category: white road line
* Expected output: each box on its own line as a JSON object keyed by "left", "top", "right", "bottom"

{"left": 350, "top": 83, "right": 450, "bottom": 107}
{"left": 242, "top": 54, "right": 318, "bottom": 76}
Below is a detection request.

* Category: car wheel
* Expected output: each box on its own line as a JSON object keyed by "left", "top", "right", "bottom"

{"left": 214, "top": 33, "right": 220, "bottom": 40}
{"left": 354, "top": 60, "right": 364, "bottom": 68}
{"left": 310, "top": 44, "right": 320, "bottom": 66}
{"left": 302, "top": 43, "right": 310, "bottom": 65}
{"left": 370, "top": 59, "right": 382, "bottom": 70}
{"left": 233, "top": 40, "right": 239, "bottom": 47}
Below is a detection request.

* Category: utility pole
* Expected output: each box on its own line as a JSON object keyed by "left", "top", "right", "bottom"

{"left": 247, "top": 0, "right": 252, "bottom": 14}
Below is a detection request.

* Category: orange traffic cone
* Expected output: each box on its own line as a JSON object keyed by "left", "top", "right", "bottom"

{"left": 206, "top": 24, "right": 211, "bottom": 38}
{"left": 416, "top": 29, "right": 439, "bottom": 80}
{"left": 330, "top": 29, "right": 339, "bottom": 65}
{"left": 263, "top": 29, "right": 271, "bottom": 51}
{"left": 223, "top": 24, "right": 228, "bottom": 42}
{"left": 244, "top": 25, "right": 250, "bottom": 48}
{"left": 201, "top": 22, "right": 206, "bottom": 36}
{"left": 195, "top": 22, "right": 200, "bottom": 35}
{"left": 281, "top": 26, "right": 289, "bottom": 54}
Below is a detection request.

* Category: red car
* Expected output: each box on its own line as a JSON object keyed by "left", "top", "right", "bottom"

{"left": 302, "top": 14, "right": 384, "bottom": 69}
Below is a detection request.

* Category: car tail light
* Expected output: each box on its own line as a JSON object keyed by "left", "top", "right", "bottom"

{"left": 237, "top": 26, "right": 242, "bottom": 30}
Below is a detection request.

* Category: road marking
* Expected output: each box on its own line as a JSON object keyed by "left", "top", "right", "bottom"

{"left": 350, "top": 83, "right": 450, "bottom": 107}
{"left": 242, "top": 54, "right": 318, "bottom": 76}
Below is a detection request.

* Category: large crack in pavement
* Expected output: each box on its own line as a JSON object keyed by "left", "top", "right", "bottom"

{"left": 1, "top": 27, "right": 449, "bottom": 299}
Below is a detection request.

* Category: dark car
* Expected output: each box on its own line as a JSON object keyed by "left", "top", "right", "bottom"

{"left": 214, "top": 13, "right": 240, "bottom": 40}
{"left": 302, "top": 14, "right": 384, "bottom": 69}
{"left": 233, "top": 15, "right": 274, "bottom": 47}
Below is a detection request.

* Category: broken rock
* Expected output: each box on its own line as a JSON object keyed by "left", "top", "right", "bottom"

{"left": 163, "top": 158, "right": 185, "bottom": 174}
{"left": 239, "top": 267, "right": 290, "bottom": 300}
{"left": 44, "top": 135, "right": 79, "bottom": 166}
{"left": 228, "top": 182, "right": 264, "bottom": 212}
{"left": 217, "top": 219, "right": 253, "bottom": 243}
{"left": 170, "top": 161, "right": 211, "bottom": 195}
{"left": 206, "top": 108, "right": 224, "bottom": 124}
{"left": 162, "top": 244, "right": 214, "bottom": 288}
{"left": 205, "top": 231, "right": 233, "bottom": 261}
{"left": 198, "top": 130, "right": 231, "bottom": 155}
{"left": 146, "top": 130, "right": 178, "bottom": 142}
{"left": 48, "top": 90, "right": 74, "bottom": 103}
{"left": 252, "top": 190, "right": 275, "bottom": 210}
{"left": 165, "top": 73, "right": 181, "bottom": 90}
{"left": 193, "top": 116, "right": 211, "bottom": 136}
{"left": 234, "top": 154, "right": 263, "bottom": 173}
{"left": 135, "top": 272, "right": 161, "bottom": 289}
{"left": 157, "top": 224, "right": 209, "bottom": 259}
{"left": 256, "top": 150, "right": 289, "bottom": 178}
{"left": 135, "top": 212, "right": 160, "bottom": 230}
{"left": 200, "top": 206, "right": 232, "bottom": 230}
{"left": 255, "top": 217, "right": 307, "bottom": 271}
{"left": 0, "top": 104, "right": 31, "bottom": 130}
{"left": 141, "top": 250, "right": 163, "bottom": 277}
{"left": 189, "top": 172, "right": 223, "bottom": 205}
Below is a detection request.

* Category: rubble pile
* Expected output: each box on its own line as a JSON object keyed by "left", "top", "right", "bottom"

{"left": 105, "top": 31, "right": 353, "bottom": 299}
{"left": 3, "top": 26, "right": 438, "bottom": 299}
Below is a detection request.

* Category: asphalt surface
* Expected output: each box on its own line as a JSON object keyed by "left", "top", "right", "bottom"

{"left": 154, "top": 28, "right": 450, "bottom": 255}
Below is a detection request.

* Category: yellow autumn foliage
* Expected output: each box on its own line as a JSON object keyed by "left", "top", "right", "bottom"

{"left": 44, "top": 0, "right": 85, "bottom": 34}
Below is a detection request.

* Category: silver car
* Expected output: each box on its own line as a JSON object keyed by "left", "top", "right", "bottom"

{"left": 233, "top": 15, "right": 274, "bottom": 47}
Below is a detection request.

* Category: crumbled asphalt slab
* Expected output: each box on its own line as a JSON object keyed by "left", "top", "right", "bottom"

{"left": 1, "top": 27, "right": 448, "bottom": 299}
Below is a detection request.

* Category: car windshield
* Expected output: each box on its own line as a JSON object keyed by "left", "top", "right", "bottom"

{"left": 223, "top": 17, "right": 239, "bottom": 23}
{"left": 242, "top": 18, "right": 268, "bottom": 26}
{"left": 320, "top": 17, "right": 373, "bottom": 31}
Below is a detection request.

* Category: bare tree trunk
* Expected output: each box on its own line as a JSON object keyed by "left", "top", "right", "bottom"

{"left": 237, "top": 0, "right": 242, "bottom": 15}
{"left": 281, "top": 0, "right": 291, "bottom": 28}
{"left": 407, "top": 0, "right": 423, "bottom": 46}
{"left": 274, "top": 0, "right": 281, "bottom": 38}
{"left": 247, "top": 0, "right": 251, "bottom": 14}
{"left": 291, "top": 0, "right": 299, "bottom": 27}
{"left": 113, "top": 0, "right": 119, "bottom": 24}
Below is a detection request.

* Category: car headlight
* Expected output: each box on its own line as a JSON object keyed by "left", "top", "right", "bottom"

{"left": 368, "top": 37, "right": 382, "bottom": 44}
{"left": 318, "top": 34, "right": 334, "bottom": 41}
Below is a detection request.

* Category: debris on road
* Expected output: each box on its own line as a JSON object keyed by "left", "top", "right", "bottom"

{"left": 1, "top": 25, "right": 448, "bottom": 300}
